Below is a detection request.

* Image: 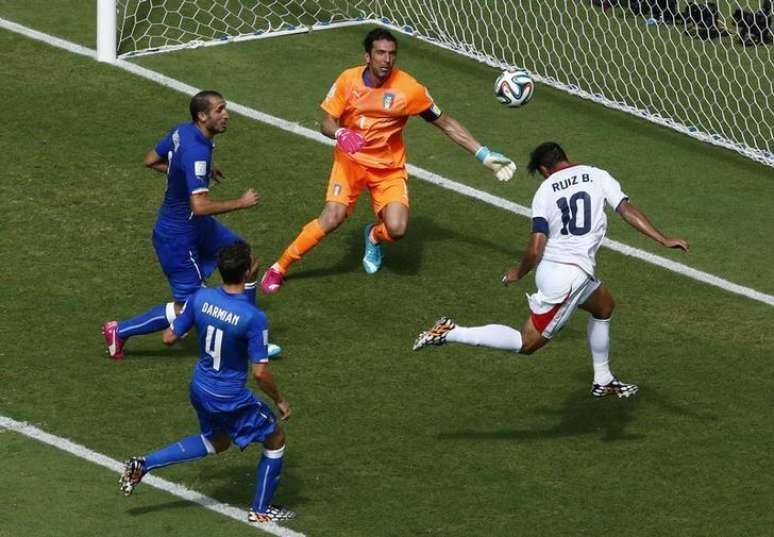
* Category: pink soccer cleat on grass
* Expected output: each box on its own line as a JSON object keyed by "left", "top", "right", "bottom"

{"left": 260, "top": 266, "right": 285, "bottom": 294}
{"left": 102, "top": 320, "right": 125, "bottom": 360}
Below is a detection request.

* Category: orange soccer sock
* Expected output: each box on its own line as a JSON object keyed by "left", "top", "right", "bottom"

{"left": 277, "top": 219, "right": 327, "bottom": 273}
{"left": 369, "top": 222, "right": 396, "bottom": 244}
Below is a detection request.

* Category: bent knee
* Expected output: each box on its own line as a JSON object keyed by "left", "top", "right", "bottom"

{"left": 385, "top": 221, "right": 407, "bottom": 241}
{"left": 519, "top": 332, "right": 547, "bottom": 355}
{"left": 319, "top": 210, "right": 346, "bottom": 232}
{"left": 211, "top": 433, "right": 231, "bottom": 453}
{"left": 520, "top": 343, "right": 540, "bottom": 355}
{"left": 598, "top": 298, "right": 615, "bottom": 319}
{"left": 264, "top": 425, "right": 285, "bottom": 450}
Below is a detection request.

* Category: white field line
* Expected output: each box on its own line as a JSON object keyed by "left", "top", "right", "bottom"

{"left": 0, "top": 415, "right": 305, "bottom": 537}
{"left": 2, "top": 16, "right": 773, "bottom": 310}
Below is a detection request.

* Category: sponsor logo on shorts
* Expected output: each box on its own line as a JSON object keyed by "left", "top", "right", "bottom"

{"left": 332, "top": 183, "right": 342, "bottom": 196}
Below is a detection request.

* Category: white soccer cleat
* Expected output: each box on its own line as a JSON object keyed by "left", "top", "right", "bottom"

{"left": 248, "top": 505, "right": 297, "bottom": 523}
{"left": 413, "top": 316, "right": 456, "bottom": 351}
{"left": 119, "top": 456, "right": 145, "bottom": 496}
{"left": 591, "top": 376, "right": 639, "bottom": 398}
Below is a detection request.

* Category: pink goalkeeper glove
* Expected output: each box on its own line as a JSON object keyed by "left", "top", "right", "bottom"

{"left": 335, "top": 128, "right": 366, "bottom": 154}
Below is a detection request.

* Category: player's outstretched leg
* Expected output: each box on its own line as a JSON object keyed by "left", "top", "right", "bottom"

{"left": 591, "top": 376, "right": 639, "bottom": 398}
{"left": 119, "top": 457, "right": 146, "bottom": 496}
{"left": 413, "top": 316, "right": 456, "bottom": 350}
{"left": 362, "top": 224, "right": 383, "bottom": 274}
{"left": 103, "top": 303, "right": 177, "bottom": 359}
{"left": 262, "top": 219, "right": 329, "bottom": 294}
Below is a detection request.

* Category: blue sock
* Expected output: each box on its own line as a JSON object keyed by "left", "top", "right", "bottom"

{"left": 118, "top": 304, "right": 170, "bottom": 339}
{"left": 245, "top": 281, "right": 257, "bottom": 304}
{"left": 144, "top": 434, "right": 210, "bottom": 472}
{"left": 252, "top": 447, "right": 285, "bottom": 513}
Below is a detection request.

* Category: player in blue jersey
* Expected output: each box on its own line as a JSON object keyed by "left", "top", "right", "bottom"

{"left": 119, "top": 241, "right": 296, "bottom": 523}
{"left": 102, "top": 90, "right": 273, "bottom": 359}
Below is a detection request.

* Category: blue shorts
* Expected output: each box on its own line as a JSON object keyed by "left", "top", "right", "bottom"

{"left": 189, "top": 382, "right": 277, "bottom": 450}
{"left": 153, "top": 218, "right": 241, "bottom": 301}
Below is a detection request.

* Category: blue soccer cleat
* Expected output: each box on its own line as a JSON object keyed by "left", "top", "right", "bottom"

{"left": 362, "top": 224, "right": 383, "bottom": 274}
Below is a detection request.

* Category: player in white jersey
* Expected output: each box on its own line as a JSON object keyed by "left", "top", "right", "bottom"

{"left": 414, "top": 142, "right": 689, "bottom": 397}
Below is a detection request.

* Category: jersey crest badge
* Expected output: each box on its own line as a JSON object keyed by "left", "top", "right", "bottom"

{"left": 383, "top": 92, "right": 395, "bottom": 110}
{"left": 194, "top": 160, "right": 207, "bottom": 180}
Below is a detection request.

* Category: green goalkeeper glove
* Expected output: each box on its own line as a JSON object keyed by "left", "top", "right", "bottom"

{"left": 475, "top": 146, "right": 517, "bottom": 182}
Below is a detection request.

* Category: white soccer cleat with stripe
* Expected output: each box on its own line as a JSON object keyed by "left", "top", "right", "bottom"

{"left": 413, "top": 316, "right": 456, "bottom": 351}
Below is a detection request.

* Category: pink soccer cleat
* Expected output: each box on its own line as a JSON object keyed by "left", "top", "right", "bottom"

{"left": 260, "top": 266, "right": 285, "bottom": 294}
{"left": 102, "top": 320, "right": 125, "bottom": 360}
{"left": 335, "top": 128, "right": 365, "bottom": 154}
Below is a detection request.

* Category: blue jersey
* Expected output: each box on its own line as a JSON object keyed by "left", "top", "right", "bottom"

{"left": 154, "top": 122, "right": 215, "bottom": 240}
{"left": 171, "top": 286, "right": 269, "bottom": 397}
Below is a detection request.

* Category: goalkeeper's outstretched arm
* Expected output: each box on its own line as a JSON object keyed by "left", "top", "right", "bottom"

{"left": 431, "top": 113, "right": 517, "bottom": 182}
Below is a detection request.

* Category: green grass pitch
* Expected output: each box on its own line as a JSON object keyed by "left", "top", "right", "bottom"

{"left": 1, "top": 2, "right": 773, "bottom": 536}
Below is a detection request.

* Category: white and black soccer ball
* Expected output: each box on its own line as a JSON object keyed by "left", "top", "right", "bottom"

{"left": 494, "top": 69, "right": 534, "bottom": 107}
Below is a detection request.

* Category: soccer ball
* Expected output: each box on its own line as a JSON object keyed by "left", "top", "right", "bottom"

{"left": 494, "top": 69, "right": 534, "bottom": 107}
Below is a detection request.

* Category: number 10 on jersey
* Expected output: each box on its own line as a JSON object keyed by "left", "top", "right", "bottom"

{"left": 556, "top": 191, "right": 591, "bottom": 236}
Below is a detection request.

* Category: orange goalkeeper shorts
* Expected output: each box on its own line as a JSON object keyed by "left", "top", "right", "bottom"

{"left": 326, "top": 151, "right": 409, "bottom": 216}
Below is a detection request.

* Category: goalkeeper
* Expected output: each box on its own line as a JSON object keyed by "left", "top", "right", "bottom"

{"left": 261, "top": 28, "right": 516, "bottom": 293}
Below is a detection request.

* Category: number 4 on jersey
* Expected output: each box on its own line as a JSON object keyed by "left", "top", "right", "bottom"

{"left": 205, "top": 325, "right": 224, "bottom": 371}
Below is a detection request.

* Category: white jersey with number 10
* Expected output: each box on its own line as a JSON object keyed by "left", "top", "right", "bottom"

{"left": 530, "top": 165, "right": 628, "bottom": 277}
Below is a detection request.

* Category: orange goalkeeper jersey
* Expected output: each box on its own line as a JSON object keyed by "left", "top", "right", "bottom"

{"left": 321, "top": 66, "right": 441, "bottom": 170}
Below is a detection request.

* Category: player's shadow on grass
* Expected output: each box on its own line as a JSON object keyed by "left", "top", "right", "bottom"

{"left": 120, "top": 334, "right": 200, "bottom": 360}
{"left": 127, "top": 500, "right": 195, "bottom": 516}
{"left": 202, "top": 462, "right": 309, "bottom": 511}
{"left": 437, "top": 374, "right": 644, "bottom": 443}
{"left": 289, "top": 215, "right": 515, "bottom": 280}
{"left": 436, "top": 375, "right": 717, "bottom": 443}
{"left": 127, "top": 464, "right": 308, "bottom": 517}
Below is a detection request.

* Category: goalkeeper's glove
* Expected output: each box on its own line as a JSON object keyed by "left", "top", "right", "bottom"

{"left": 475, "top": 146, "right": 517, "bottom": 182}
{"left": 335, "top": 128, "right": 366, "bottom": 154}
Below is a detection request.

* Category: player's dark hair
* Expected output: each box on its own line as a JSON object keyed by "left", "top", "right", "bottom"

{"left": 527, "top": 142, "right": 568, "bottom": 175}
{"left": 363, "top": 28, "right": 398, "bottom": 53}
{"left": 218, "top": 241, "right": 252, "bottom": 284}
{"left": 189, "top": 90, "right": 223, "bottom": 122}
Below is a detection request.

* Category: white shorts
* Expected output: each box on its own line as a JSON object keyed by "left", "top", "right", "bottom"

{"left": 526, "top": 260, "right": 600, "bottom": 339}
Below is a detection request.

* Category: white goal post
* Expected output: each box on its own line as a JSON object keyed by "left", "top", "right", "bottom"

{"left": 97, "top": 0, "right": 774, "bottom": 168}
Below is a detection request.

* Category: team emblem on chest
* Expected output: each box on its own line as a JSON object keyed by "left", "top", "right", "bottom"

{"left": 383, "top": 92, "right": 395, "bottom": 110}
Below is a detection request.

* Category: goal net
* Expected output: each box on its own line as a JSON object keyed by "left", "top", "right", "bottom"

{"left": 109, "top": 0, "right": 774, "bottom": 168}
